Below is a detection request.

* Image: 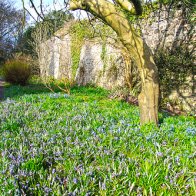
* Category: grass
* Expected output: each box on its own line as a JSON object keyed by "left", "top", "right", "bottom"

{"left": 0, "top": 83, "right": 195, "bottom": 195}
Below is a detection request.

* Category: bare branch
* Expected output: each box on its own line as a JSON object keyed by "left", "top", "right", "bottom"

{"left": 29, "top": 0, "right": 44, "bottom": 20}
{"left": 40, "top": 0, "right": 45, "bottom": 17}
{"left": 24, "top": 7, "right": 37, "bottom": 22}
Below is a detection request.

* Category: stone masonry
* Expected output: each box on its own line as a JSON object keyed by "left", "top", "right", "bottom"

{"left": 39, "top": 8, "right": 195, "bottom": 112}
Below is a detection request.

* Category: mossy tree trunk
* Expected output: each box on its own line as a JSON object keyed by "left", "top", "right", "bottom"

{"left": 70, "top": 0, "right": 159, "bottom": 125}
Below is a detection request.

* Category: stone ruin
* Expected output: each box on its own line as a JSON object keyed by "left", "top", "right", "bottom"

{"left": 39, "top": 9, "right": 195, "bottom": 112}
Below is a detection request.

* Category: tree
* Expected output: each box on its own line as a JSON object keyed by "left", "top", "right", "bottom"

{"left": 23, "top": 0, "right": 159, "bottom": 124}
{"left": 17, "top": 10, "right": 74, "bottom": 55}
{"left": 43, "top": 10, "right": 74, "bottom": 34}
{"left": 69, "top": 0, "right": 159, "bottom": 125}
{"left": 0, "top": 0, "right": 23, "bottom": 60}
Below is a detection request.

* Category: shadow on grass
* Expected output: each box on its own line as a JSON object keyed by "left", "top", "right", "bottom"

{"left": 71, "top": 85, "right": 109, "bottom": 97}
{"left": 3, "top": 83, "right": 52, "bottom": 100}
{"left": 2, "top": 82, "right": 179, "bottom": 125}
{"left": 2, "top": 83, "right": 109, "bottom": 101}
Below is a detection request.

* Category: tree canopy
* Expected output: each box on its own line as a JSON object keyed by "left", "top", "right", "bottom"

{"left": 17, "top": 10, "right": 74, "bottom": 56}
{"left": 0, "top": 0, "right": 23, "bottom": 60}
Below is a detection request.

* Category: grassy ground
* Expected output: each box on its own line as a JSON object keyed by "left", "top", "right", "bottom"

{"left": 0, "top": 83, "right": 195, "bottom": 195}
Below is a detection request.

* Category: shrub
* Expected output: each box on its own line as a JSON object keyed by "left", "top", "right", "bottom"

{"left": 3, "top": 60, "right": 31, "bottom": 85}
{"left": 12, "top": 53, "right": 40, "bottom": 76}
{"left": 154, "top": 46, "right": 193, "bottom": 108}
{"left": 0, "top": 66, "right": 3, "bottom": 77}
{"left": 42, "top": 76, "right": 75, "bottom": 95}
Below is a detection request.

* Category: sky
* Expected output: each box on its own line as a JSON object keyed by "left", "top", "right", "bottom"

{"left": 12, "top": 0, "right": 87, "bottom": 24}
{"left": 14, "top": 0, "right": 66, "bottom": 22}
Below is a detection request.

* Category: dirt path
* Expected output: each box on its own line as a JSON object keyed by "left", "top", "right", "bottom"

{"left": 0, "top": 78, "right": 4, "bottom": 100}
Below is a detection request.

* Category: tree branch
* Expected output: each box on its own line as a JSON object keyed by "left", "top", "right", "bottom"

{"left": 115, "top": 0, "right": 136, "bottom": 14}
{"left": 130, "top": 0, "right": 142, "bottom": 15}
{"left": 29, "top": 0, "right": 44, "bottom": 20}
{"left": 69, "top": 0, "right": 135, "bottom": 42}
{"left": 40, "top": 0, "right": 45, "bottom": 17}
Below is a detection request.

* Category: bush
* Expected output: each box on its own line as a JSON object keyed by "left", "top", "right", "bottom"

{"left": 154, "top": 46, "right": 194, "bottom": 108}
{"left": 3, "top": 60, "right": 31, "bottom": 85}
{"left": 0, "top": 67, "right": 3, "bottom": 77}
{"left": 42, "top": 76, "right": 75, "bottom": 95}
{"left": 12, "top": 53, "right": 40, "bottom": 76}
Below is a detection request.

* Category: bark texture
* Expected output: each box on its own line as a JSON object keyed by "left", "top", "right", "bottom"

{"left": 70, "top": 0, "right": 159, "bottom": 125}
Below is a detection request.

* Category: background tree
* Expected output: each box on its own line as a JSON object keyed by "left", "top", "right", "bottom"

{"left": 17, "top": 10, "right": 74, "bottom": 56}
{"left": 0, "top": 0, "right": 23, "bottom": 63}
{"left": 15, "top": 10, "right": 74, "bottom": 76}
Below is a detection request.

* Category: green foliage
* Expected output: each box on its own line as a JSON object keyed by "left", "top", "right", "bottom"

{"left": 37, "top": 10, "right": 74, "bottom": 39}
{"left": 44, "top": 10, "right": 74, "bottom": 31}
{"left": 42, "top": 76, "right": 75, "bottom": 95}
{"left": 0, "top": 66, "right": 3, "bottom": 77}
{"left": 70, "top": 21, "right": 94, "bottom": 78}
{"left": 0, "top": 84, "right": 195, "bottom": 195}
{"left": 70, "top": 20, "right": 115, "bottom": 78}
{"left": 155, "top": 46, "right": 194, "bottom": 103}
{"left": 16, "top": 26, "right": 36, "bottom": 56}
{"left": 128, "top": 0, "right": 195, "bottom": 25}
{"left": 101, "top": 41, "right": 107, "bottom": 61}
{"left": 3, "top": 60, "right": 31, "bottom": 85}
{"left": 17, "top": 10, "right": 74, "bottom": 56}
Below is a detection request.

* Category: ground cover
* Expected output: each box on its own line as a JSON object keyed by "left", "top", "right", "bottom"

{"left": 0, "top": 84, "right": 195, "bottom": 195}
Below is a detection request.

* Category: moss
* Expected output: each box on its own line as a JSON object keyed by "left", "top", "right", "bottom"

{"left": 70, "top": 22, "right": 86, "bottom": 78}
{"left": 101, "top": 41, "right": 108, "bottom": 72}
{"left": 70, "top": 21, "right": 95, "bottom": 78}
{"left": 70, "top": 21, "right": 115, "bottom": 78}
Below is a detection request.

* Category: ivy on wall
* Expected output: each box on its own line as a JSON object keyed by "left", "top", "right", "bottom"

{"left": 69, "top": 21, "right": 93, "bottom": 78}
{"left": 69, "top": 20, "right": 114, "bottom": 78}
{"left": 155, "top": 46, "right": 194, "bottom": 107}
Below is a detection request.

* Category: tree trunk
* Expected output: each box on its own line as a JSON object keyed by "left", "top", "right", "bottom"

{"left": 70, "top": 0, "right": 159, "bottom": 125}
{"left": 119, "top": 35, "right": 159, "bottom": 125}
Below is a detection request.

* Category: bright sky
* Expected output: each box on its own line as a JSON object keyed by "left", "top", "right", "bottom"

{"left": 12, "top": 0, "right": 87, "bottom": 24}
{"left": 13, "top": 0, "right": 65, "bottom": 22}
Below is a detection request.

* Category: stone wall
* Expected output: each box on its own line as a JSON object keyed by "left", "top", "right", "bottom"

{"left": 140, "top": 9, "right": 195, "bottom": 51}
{"left": 138, "top": 9, "right": 195, "bottom": 111}
{"left": 76, "top": 40, "right": 126, "bottom": 89}
{"left": 39, "top": 34, "right": 127, "bottom": 90}
{"left": 39, "top": 8, "right": 195, "bottom": 112}
{"left": 39, "top": 34, "right": 72, "bottom": 79}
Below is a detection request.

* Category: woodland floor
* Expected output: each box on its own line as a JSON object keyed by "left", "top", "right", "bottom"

{"left": 0, "top": 83, "right": 195, "bottom": 195}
